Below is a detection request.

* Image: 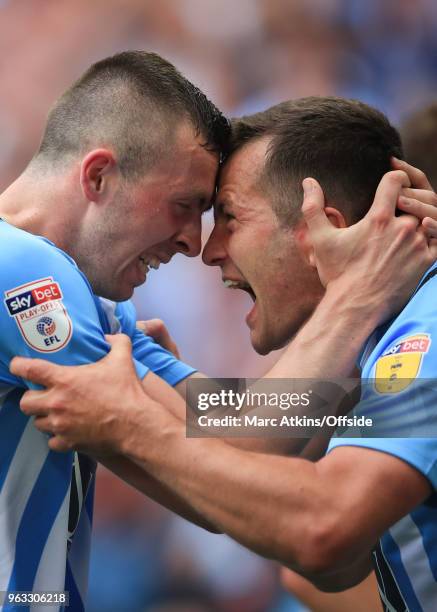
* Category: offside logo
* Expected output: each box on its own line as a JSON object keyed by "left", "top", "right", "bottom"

{"left": 4, "top": 277, "right": 73, "bottom": 353}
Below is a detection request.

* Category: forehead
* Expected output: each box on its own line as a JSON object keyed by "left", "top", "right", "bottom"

{"left": 167, "top": 122, "right": 219, "bottom": 182}
{"left": 135, "top": 122, "right": 219, "bottom": 196}
{"left": 218, "top": 137, "right": 270, "bottom": 198}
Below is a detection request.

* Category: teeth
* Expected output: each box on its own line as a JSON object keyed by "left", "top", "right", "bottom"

{"left": 223, "top": 279, "right": 250, "bottom": 289}
{"left": 139, "top": 258, "right": 149, "bottom": 274}
{"left": 148, "top": 256, "right": 161, "bottom": 270}
{"left": 141, "top": 256, "right": 161, "bottom": 270}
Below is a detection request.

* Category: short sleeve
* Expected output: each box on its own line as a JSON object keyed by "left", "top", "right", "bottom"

{"left": 115, "top": 301, "right": 196, "bottom": 386}
{"left": 328, "top": 269, "right": 437, "bottom": 489}
{"left": 0, "top": 224, "right": 148, "bottom": 387}
{"left": 328, "top": 438, "right": 437, "bottom": 489}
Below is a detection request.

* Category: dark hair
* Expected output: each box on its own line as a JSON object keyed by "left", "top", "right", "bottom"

{"left": 229, "top": 97, "right": 403, "bottom": 225}
{"left": 35, "top": 51, "right": 230, "bottom": 177}
{"left": 401, "top": 102, "right": 437, "bottom": 191}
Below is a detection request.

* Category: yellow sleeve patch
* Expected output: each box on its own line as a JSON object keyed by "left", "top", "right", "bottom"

{"left": 375, "top": 334, "right": 431, "bottom": 394}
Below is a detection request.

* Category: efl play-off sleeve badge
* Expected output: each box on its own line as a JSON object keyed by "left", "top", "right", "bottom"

{"left": 374, "top": 333, "right": 431, "bottom": 394}
{"left": 4, "top": 277, "right": 73, "bottom": 353}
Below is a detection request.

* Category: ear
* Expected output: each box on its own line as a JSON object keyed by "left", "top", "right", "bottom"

{"left": 323, "top": 206, "right": 347, "bottom": 229}
{"left": 80, "top": 149, "right": 117, "bottom": 202}
{"left": 294, "top": 206, "right": 348, "bottom": 267}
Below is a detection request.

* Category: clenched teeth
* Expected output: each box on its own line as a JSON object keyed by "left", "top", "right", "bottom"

{"left": 140, "top": 256, "right": 161, "bottom": 272}
{"left": 147, "top": 256, "right": 161, "bottom": 270}
{"left": 139, "top": 258, "right": 149, "bottom": 274}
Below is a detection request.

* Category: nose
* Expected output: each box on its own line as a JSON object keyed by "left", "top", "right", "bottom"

{"left": 202, "top": 222, "right": 227, "bottom": 266}
{"left": 173, "top": 215, "right": 202, "bottom": 258}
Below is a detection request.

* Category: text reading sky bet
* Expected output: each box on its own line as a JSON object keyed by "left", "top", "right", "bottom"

{"left": 185, "top": 378, "right": 437, "bottom": 438}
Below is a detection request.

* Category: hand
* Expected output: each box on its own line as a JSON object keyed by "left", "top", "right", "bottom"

{"left": 392, "top": 158, "right": 437, "bottom": 237}
{"left": 136, "top": 318, "right": 181, "bottom": 359}
{"left": 302, "top": 170, "right": 437, "bottom": 322}
{"left": 9, "top": 335, "right": 147, "bottom": 454}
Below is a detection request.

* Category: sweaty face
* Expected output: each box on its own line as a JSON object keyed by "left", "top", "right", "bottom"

{"left": 203, "top": 138, "right": 323, "bottom": 355}
{"left": 75, "top": 123, "right": 219, "bottom": 300}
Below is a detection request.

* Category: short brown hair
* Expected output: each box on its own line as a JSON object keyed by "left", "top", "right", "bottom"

{"left": 35, "top": 51, "right": 230, "bottom": 177}
{"left": 401, "top": 103, "right": 437, "bottom": 191}
{"left": 229, "top": 97, "right": 403, "bottom": 225}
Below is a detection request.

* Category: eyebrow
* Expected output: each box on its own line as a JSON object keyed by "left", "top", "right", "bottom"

{"left": 212, "top": 200, "right": 230, "bottom": 221}
{"left": 214, "top": 193, "right": 235, "bottom": 211}
{"left": 173, "top": 191, "right": 213, "bottom": 213}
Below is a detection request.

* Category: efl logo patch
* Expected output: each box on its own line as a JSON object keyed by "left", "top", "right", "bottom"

{"left": 4, "top": 277, "right": 73, "bottom": 353}
{"left": 375, "top": 333, "right": 431, "bottom": 394}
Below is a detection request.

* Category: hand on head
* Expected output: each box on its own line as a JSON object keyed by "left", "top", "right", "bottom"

{"left": 392, "top": 157, "right": 437, "bottom": 237}
{"left": 302, "top": 160, "right": 437, "bottom": 322}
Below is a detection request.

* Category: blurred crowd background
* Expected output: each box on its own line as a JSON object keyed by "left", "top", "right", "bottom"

{"left": 2, "top": 1, "right": 437, "bottom": 610}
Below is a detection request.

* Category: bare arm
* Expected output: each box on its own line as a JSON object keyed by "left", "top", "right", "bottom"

{"left": 114, "top": 411, "right": 430, "bottom": 588}
{"left": 96, "top": 367, "right": 319, "bottom": 525}
{"left": 97, "top": 368, "right": 312, "bottom": 530}
{"left": 56, "top": 349, "right": 427, "bottom": 590}
{"left": 98, "top": 370, "right": 220, "bottom": 532}
{"left": 12, "top": 334, "right": 431, "bottom": 588}
{"left": 281, "top": 567, "right": 381, "bottom": 610}
{"left": 99, "top": 453, "right": 219, "bottom": 532}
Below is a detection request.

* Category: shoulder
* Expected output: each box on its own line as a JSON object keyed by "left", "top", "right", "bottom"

{"left": 0, "top": 221, "right": 67, "bottom": 259}
{"left": 364, "top": 264, "right": 437, "bottom": 376}
{"left": 0, "top": 221, "right": 89, "bottom": 290}
{"left": 396, "top": 263, "right": 437, "bottom": 324}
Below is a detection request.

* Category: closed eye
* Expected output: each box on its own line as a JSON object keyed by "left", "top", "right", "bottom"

{"left": 176, "top": 202, "right": 191, "bottom": 211}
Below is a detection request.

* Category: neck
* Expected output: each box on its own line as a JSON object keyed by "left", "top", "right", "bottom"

{"left": 0, "top": 164, "right": 79, "bottom": 252}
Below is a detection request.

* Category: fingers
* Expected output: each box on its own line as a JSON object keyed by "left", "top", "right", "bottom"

{"left": 48, "top": 436, "right": 72, "bottom": 453}
{"left": 415, "top": 218, "right": 437, "bottom": 261}
{"left": 10, "top": 356, "right": 61, "bottom": 387}
{"left": 33, "top": 416, "right": 53, "bottom": 434}
{"left": 400, "top": 188, "right": 437, "bottom": 206}
{"left": 135, "top": 321, "right": 148, "bottom": 334}
{"left": 391, "top": 158, "right": 433, "bottom": 190}
{"left": 20, "top": 389, "right": 51, "bottom": 416}
{"left": 137, "top": 318, "right": 165, "bottom": 340}
{"left": 29, "top": 407, "right": 73, "bottom": 452}
{"left": 27, "top": 405, "right": 73, "bottom": 452}
{"left": 398, "top": 213, "right": 420, "bottom": 231}
{"left": 369, "top": 170, "right": 410, "bottom": 219}
{"left": 422, "top": 217, "right": 437, "bottom": 238}
{"left": 136, "top": 319, "right": 180, "bottom": 359}
{"left": 103, "top": 333, "right": 133, "bottom": 359}
{"left": 398, "top": 197, "right": 437, "bottom": 221}
{"left": 301, "top": 178, "right": 330, "bottom": 235}
{"left": 428, "top": 237, "right": 437, "bottom": 260}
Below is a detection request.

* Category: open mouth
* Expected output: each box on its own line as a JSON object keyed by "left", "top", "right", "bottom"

{"left": 223, "top": 279, "right": 256, "bottom": 302}
{"left": 223, "top": 278, "right": 258, "bottom": 329}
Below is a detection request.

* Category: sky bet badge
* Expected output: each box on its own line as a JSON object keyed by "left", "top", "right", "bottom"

{"left": 4, "top": 277, "right": 73, "bottom": 352}
{"left": 375, "top": 333, "right": 431, "bottom": 394}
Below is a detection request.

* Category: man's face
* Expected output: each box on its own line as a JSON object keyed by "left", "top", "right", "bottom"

{"left": 203, "top": 138, "right": 324, "bottom": 355}
{"left": 75, "top": 122, "right": 218, "bottom": 301}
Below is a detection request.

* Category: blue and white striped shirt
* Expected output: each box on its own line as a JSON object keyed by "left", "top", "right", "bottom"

{"left": 329, "top": 262, "right": 437, "bottom": 612}
{"left": 0, "top": 220, "right": 195, "bottom": 611}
